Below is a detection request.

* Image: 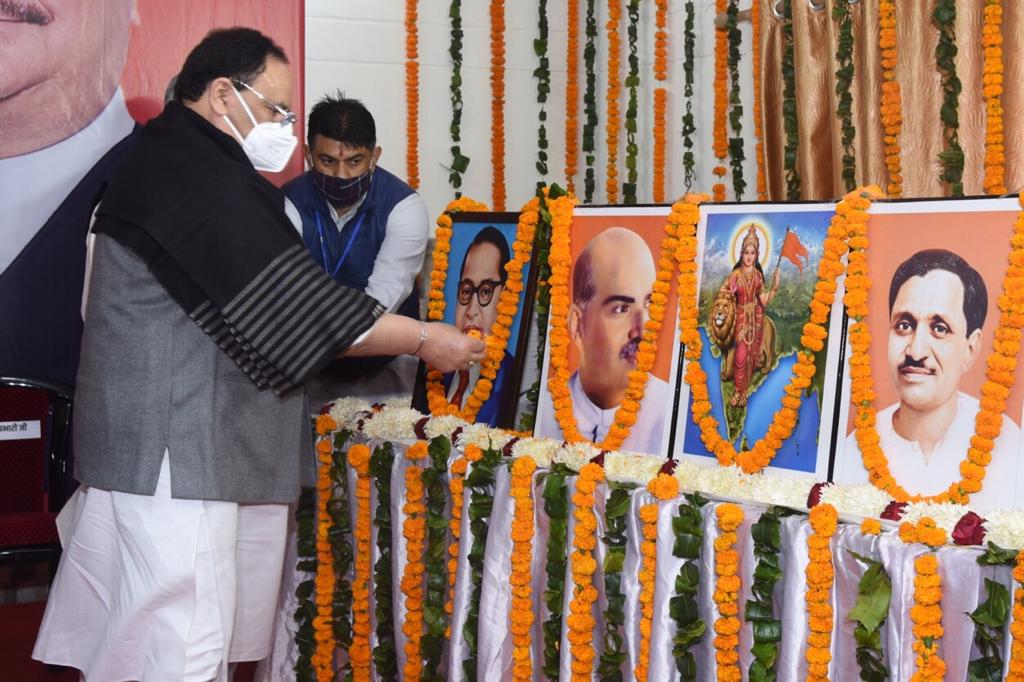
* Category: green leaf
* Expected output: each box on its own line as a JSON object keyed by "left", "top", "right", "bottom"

{"left": 978, "top": 542, "right": 1018, "bottom": 566}
{"left": 848, "top": 561, "right": 891, "bottom": 634}
{"left": 752, "top": 620, "right": 782, "bottom": 644}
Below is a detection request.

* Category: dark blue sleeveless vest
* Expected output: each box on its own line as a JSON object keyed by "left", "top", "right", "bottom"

{"left": 283, "top": 166, "right": 420, "bottom": 321}
{"left": 0, "top": 127, "right": 140, "bottom": 386}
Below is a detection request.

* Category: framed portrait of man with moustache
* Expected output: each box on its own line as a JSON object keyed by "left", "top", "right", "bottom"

{"left": 832, "top": 197, "right": 1024, "bottom": 511}
{"left": 533, "top": 206, "right": 682, "bottom": 457}
{"left": 672, "top": 202, "right": 846, "bottom": 480}
{"left": 413, "top": 212, "right": 537, "bottom": 429}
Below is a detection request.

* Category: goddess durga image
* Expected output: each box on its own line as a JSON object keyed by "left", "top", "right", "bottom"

{"left": 710, "top": 224, "right": 782, "bottom": 407}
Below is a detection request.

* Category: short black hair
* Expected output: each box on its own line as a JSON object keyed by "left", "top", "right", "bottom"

{"left": 307, "top": 92, "right": 376, "bottom": 149}
{"left": 174, "top": 27, "right": 288, "bottom": 103}
{"left": 888, "top": 248, "right": 988, "bottom": 336}
{"left": 572, "top": 249, "right": 596, "bottom": 308}
{"left": 459, "top": 227, "right": 510, "bottom": 285}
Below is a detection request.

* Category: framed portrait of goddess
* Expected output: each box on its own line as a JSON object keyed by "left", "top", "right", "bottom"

{"left": 672, "top": 202, "right": 846, "bottom": 480}
{"left": 413, "top": 212, "right": 537, "bottom": 430}
{"left": 533, "top": 206, "right": 682, "bottom": 457}
{"left": 831, "top": 197, "right": 1024, "bottom": 511}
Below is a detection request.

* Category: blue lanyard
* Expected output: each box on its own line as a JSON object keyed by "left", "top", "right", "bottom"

{"left": 316, "top": 210, "right": 366, "bottom": 279}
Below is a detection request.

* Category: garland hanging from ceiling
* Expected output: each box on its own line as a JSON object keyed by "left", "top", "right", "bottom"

{"left": 622, "top": 0, "right": 641, "bottom": 205}
{"left": 582, "top": 0, "right": 598, "bottom": 203}
{"left": 448, "top": 0, "right": 468, "bottom": 196}
{"left": 564, "top": 0, "right": 579, "bottom": 196}
{"left": 605, "top": 0, "right": 622, "bottom": 203}
{"left": 725, "top": 0, "right": 745, "bottom": 201}
{"left": 652, "top": 0, "right": 668, "bottom": 203}
{"left": 933, "top": 0, "right": 963, "bottom": 197}
{"left": 535, "top": 0, "right": 550, "bottom": 188}
{"left": 681, "top": 0, "right": 696, "bottom": 190}
{"left": 490, "top": 0, "right": 507, "bottom": 210}
{"left": 833, "top": 0, "right": 857, "bottom": 192}
{"left": 405, "top": 0, "right": 419, "bottom": 190}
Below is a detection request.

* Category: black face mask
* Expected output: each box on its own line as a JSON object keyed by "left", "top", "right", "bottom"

{"left": 312, "top": 167, "right": 373, "bottom": 207}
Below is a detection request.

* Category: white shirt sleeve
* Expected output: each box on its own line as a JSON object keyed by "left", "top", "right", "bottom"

{"left": 363, "top": 193, "right": 430, "bottom": 312}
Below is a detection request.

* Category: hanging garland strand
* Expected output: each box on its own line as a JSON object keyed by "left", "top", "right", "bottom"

{"left": 725, "top": 0, "right": 746, "bottom": 201}
{"left": 535, "top": 0, "right": 551, "bottom": 188}
{"left": 681, "top": 0, "right": 697, "bottom": 190}
{"left": 982, "top": 0, "right": 1006, "bottom": 195}
{"left": 419, "top": 438, "right": 452, "bottom": 680}
{"left": 781, "top": 0, "right": 801, "bottom": 200}
{"left": 371, "top": 443, "right": 398, "bottom": 681}
{"left": 878, "top": 0, "right": 903, "bottom": 197}
{"left": 751, "top": 0, "right": 766, "bottom": 200}
{"left": 405, "top": 0, "right": 420, "bottom": 189}
{"left": 712, "top": 0, "right": 728, "bottom": 201}
{"left": 448, "top": 0, "right": 469, "bottom": 196}
{"left": 933, "top": 0, "right": 963, "bottom": 197}
{"left": 605, "top": 0, "right": 622, "bottom": 203}
{"left": 747, "top": 508, "right": 791, "bottom": 680}
{"left": 540, "top": 465, "right": 570, "bottom": 680}
{"left": 622, "top": 0, "right": 641, "bottom": 205}
{"left": 582, "top": 0, "right": 598, "bottom": 203}
{"left": 565, "top": 0, "right": 580, "bottom": 195}
{"left": 670, "top": 492, "right": 708, "bottom": 681}
{"left": 491, "top": 0, "right": 507, "bottom": 210}
{"left": 652, "top": 0, "right": 668, "bottom": 203}
{"left": 598, "top": 487, "right": 631, "bottom": 677}
{"left": 833, "top": 0, "right": 857, "bottom": 192}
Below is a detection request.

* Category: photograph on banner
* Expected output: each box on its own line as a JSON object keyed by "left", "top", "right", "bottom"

{"left": 534, "top": 206, "right": 681, "bottom": 457}
{"left": 673, "top": 202, "right": 845, "bottom": 479}
{"left": 413, "top": 212, "right": 536, "bottom": 429}
{"left": 832, "top": 197, "right": 1024, "bottom": 510}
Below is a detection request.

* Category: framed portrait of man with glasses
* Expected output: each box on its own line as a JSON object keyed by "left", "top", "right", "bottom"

{"left": 413, "top": 212, "right": 538, "bottom": 428}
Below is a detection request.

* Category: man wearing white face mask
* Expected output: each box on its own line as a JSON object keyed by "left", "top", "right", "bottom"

{"left": 33, "top": 27, "right": 483, "bottom": 681}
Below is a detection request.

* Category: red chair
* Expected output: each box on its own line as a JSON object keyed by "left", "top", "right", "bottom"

{"left": 0, "top": 377, "right": 73, "bottom": 578}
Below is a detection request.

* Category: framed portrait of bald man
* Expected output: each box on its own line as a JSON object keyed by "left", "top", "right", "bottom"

{"left": 412, "top": 212, "right": 537, "bottom": 429}
{"left": 533, "top": 206, "right": 682, "bottom": 457}
{"left": 832, "top": 197, "right": 1024, "bottom": 511}
{"left": 672, "top": 202, "right": 847, "bottom": 480}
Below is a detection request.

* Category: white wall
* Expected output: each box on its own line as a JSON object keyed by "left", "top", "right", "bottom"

{"left": 306, "top": 0, "right": 758, "bottom": 222}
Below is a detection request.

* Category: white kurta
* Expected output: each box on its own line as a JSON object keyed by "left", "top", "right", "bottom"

{"left": 33, "top": 454, "right": 288, "bottom": 681}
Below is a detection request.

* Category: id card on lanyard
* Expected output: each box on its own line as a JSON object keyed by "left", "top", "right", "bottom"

{"left": 316, "top": 210, "right": 367, "bottom": 279}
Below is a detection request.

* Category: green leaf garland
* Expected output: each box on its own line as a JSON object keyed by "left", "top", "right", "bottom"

{"left": 582, "top": 0, "right": 598, "bottom": 203}
{"left": 745, "top": 507, "right": 793, "bottom": 680}
{"left": 832, "top": 0, "right": 857, "bottom": 192}
{"left": 540, "top": 464, "right": 571, "bottom": 680}
{"left": 329, "top": 430, "right": 355, "bottom": 671}
{"left": 598, "top": 485, "right": 633, "bottom": 677}
{"left": 781, "top": 0, "right": 801, "bottom": 200}
{"left": 534, "top": 0, "right": 551, "bottom": 187}
{"left": 371, "top": 441, "right": 398, "bottom": 681}
{"left": 670, "top": 492, "right": 708, "bottom": 681}
{"left": 933, "top": 0, "right": 963, "bottom": 196}
{"left": 725, "top": 0, "right": 746, "bottom": 201}
{"left": 681, "top": 0, "right": 697, "bottom": 190}
{"left": 420, "top": 436, "right": 453, "bottom": 680}
{"left": 847, "top": 550, "right": 891, "bottom": 681}
{"left": 461, "top": 445, "right": 503, "bottom": 679}
{"left": 449, "top": 0, "right": 470, "bottom": 195}
{"left": 968, "top": 578, "right": 1011, "bottom": 681}
{"left": 294, "top": 484, "right": 318, "bottom": 681}
{"left": 622, "top": 0, "right": 640, "bottom": 205}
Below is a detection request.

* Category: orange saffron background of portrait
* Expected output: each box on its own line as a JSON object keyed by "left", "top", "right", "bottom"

{"left": 848, "top": 209, "right": 1024, "bottom": 433}
{"left": 567, "top": 213, "right": 678, "bottom": 382}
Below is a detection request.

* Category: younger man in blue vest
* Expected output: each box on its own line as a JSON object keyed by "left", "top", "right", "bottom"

{"left": 284, "top": 93, "right": 428, "bottom": 405}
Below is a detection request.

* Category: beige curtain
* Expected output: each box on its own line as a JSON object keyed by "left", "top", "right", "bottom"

{"left": 757, "top": 0, "right": 1023, "bottom": 201}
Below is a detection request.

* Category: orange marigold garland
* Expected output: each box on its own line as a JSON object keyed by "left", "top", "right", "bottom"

{"left": 983, "top": 0, "right": 1006, "bottom": 195}
{"left": 426, "top": 196, "right": 490, "bottom": 323}
{"left": 1009, "top": 550, "right": 1024, "bottom": 679}
{"left": 565, "top": 0, "right": 580, "bottom": 196}
{"left": 605, "top": 0, "right": 622, "bottom": 203}
{"left": 713, "top": 503, "right": 743, "bottom": 681}
{"left": 680, "top": 187, "right": 848, "bottom": 473}
{"left": 509, "top": 456, "right": 538, "bottom": 680}
{"left": 490, "top": 0, "right": 506, "bottom": 210}
{"left": 900, "top": 518, "right": 947, "bottom": 681}
{"left": 651, "top": 0, "right": 668, "bottom": 203}
{"left": 878, "top": 0, "right": 902, "bottom": 197}
{"left": 804, "top": 503, "right": 838, "bottom": 681}
{"left": 405, "top": 0, "right": 419, "bottom": 189}
{"left": 851, "top": 190, "right": 1024, "bottom": 503}
{"left": 425, "top": 194, "right": 537, "bottom": 422}
{"left": 347, "top": 444, "right": 373, "bottom": 680}
{"left": 400, "top": 441, "right": 429, "bottom": 681}
{"left": 751, "top": 0, "right": 766, "bottom": 200}
{"left": 860, "top": 518, "right": 882, "bottom": 536}
{"left": 635, "top": 474, "right": 679, "bottom": 682}
{"left": 311, "top": 415, "right": 337, "bottom": 680}
{"left": 711, "top": 0, "right": 728, "bottom": 201}
{"left": 445, "top": 454, "right": 468, "bottom": 637}
{"left": 547, "top": 192, "right": 675, "bottom": 451}
{"left": 567, "top": 462, "right": 604, "bottom": 680}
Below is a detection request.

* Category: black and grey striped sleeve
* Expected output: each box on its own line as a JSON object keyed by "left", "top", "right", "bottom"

{"left": 191, "top": 244, "right": 385, "bottom": 396}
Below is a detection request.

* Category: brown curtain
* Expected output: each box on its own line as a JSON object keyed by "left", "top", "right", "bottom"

{"left": 757, "top": 0, "right": 1017, "bottom": 201}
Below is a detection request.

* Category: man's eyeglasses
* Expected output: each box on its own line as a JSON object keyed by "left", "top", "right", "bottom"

{"left": 457, "top": 279, "right": 503, "bottom": 307}
{"left": 233, "top": 80, "right": 297, "bottom": 127}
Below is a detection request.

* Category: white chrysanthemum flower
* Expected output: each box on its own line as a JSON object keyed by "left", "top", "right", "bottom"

{"left": 556, "top": 442, "right": 600, "bottom": 473}
{"left": 328, "top": 397, "right": 372, "bottom": 429}
{"left": 423, "top": 414, "right": 469, "bottom": 440}
{"left": 457, "top": 422, "right": 514, "bottom": 451}
{"left": 360, "top": 407, "right": 422, "bottom": 440}
{"left": 982, "top": 509, "right": 1024, "bottom": 550}
{"left": 901, "top": 502, "right": 971, "bottom": 536}
{"left": 604, "top": 452, "right": 663, "bottom": 486}
{"left": 819, "top": 484, "right": 892, "bottom": 519}
{"left": 511, "top": 438, "right": 560, "bottom": 468}
{"left": 680, "top": 462, "right": 749, "bottom": 500}
{"left": 746, "top": 473, "right": 815, "bottom": 508}
{"left": 382, "top": 395, "right": 416, "bottom": 412}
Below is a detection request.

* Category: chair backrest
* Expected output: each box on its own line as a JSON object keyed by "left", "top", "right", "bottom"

{"left": 0, "top": 377, "right": 73, "bottom": 514}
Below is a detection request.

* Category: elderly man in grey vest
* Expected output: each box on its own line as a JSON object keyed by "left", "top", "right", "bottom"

{"left": 32, "top": 28, "right": 482, "bottom": 681}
